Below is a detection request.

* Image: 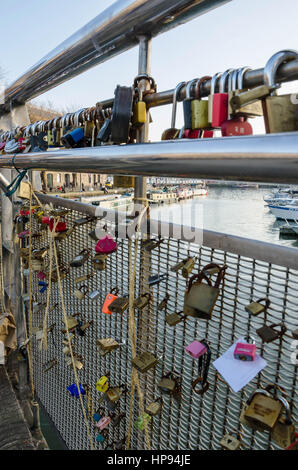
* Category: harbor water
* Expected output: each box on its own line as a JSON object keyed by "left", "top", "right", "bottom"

{"left": 150, "top": 186, "right": 298, "bottom": 249}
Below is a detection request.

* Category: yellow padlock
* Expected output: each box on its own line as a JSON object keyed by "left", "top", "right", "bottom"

{"left": 96, "top": 375, "right": 109, "bottom": 393}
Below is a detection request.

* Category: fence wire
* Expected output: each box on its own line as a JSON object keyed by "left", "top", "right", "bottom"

{"left": 18, "top": 204, "right": 298, "bottom": 450}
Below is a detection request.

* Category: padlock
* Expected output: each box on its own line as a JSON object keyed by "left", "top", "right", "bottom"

{"left": 32, "top": 247, "right": 48, "bottom": 260}
{"left": 256, "top": 322, "right": 287, "bottom": 343}
{"left": 170, "top": 257, "right": 193, "bottom": 274}
{"left": 221, "top": 69, "right": 253, "bottom": 137}
{"left": 141, "top": 238, "right": 164, "bottom": 252}
{"left": 286, "top": 434, "right": 298, "bottom": 450}
{"left": 47, "top": 263, "right": 69, "bottom": 283}
{"left": 96, "top": 430, "right": 108, "bottom": 443}
{"left": 106, "top": 385, "right": 126, "bottom": 403}
{"left": 220, "top": 432, "right": 242, "bottom": 450}
{"left": 191, "top": 76, "right": 211, "bottom": 130}
{"left": 75, "top": 273, "right": 95, "bottom": 284}
{"left": 96, "top": 416, "right": 112, "bottom": 431}
{"left": 32, "top": 259, "right": 44, "bottom": 272}
{"left": 95, "top": 235, "right": 117, "bottom": 255}
{"left": 148, "top": 273, "right": 167, "bottom": 287}
{"left": 132, "top": 351, "right": 159, "bottom": 373}
{"left": 66, "top": 355, "right": 84, "bottom": 370}
{"left": 158, "top": 373, "right": 178, "bottom": 394}
{"left": 132, "top": 80, "right": 146, "bottom": 127}
{"left": 43, "top": 358, "right": 58, "bottom": 373}
{"left": 271, "top": 396, "right": 296, "bottom": 449}
{"left": 245, "top": 298, "right": 270, "bottom": 316}
{"left": 109, "top": 296, "right": 129, "bottom": 314}
{"left": 157, "top": 293, "right": 170, "bottom": 311}
{"left": 181, "top": 257, "right": 196, "bottom": 278}
{"left": 228, "top": 67, "right": 263, "bottom": 118}
{"left": 134, "top": 413, "right": 152, "bottom": 431}
{"left": 73, "top": 285, "right": 89, "bottom": 300}
{"left": 262, "top": 50, "right": 298, "bottom": 133}
{"left": 67, "top": 383, "right": 86, "bottom": 398}
{"left": 76, "top": 320, "right": 93, "bottom": 336}
{"left": 97, "top": 118, "right": 112, "bottom": 143}
{"left": 93, "top": 407, "right": 104, "bottom": 422}
{"left": 63, "top": 315, "right": 79, "bottom": 332}
{"left": 185, "top": 340, "right": 207, "bottom": 359}
{"left": 146, "top": 397, "right": 163, "bottom": 417}
{"left": 234, "top": 336, "right": 256, "bottom": 361}
{"left": 111, "top": 85, "right": 134, "bottom": 144}
{"left": 61, "top": 127, "right": 85, "bottom": 148}
{"left": 292, "top": 329, "right": 298, "bottom": 340}
{"left": 183, "top": 79, "right": 197, "bottom": 130}
{"left": 70, "top": 249, "right": 91, "bottom": 268}
{"left": 242, "top": 385, "right": 284, "bottom": 431}
{"left": 38, "top": 281, "right": 48, "bottom": 294}
{"left": 89, "top": 290, "right": 101, "bottom": 301}
{"left": 97, "top": 338, "right": 120, "bottom": 355}
{"left": 166, "top": 311, "right": 186, "bottom": 327}
{"left": 133, "top": 293, "right": 151, "bottom": 310}
{"left": 161, "top": 82, "right": 186, "bottom": 140}
{"left": 184, "top": 263, "right": 226, "bottom": 319}
{"left": 208, "top": 72, "right": 222, "bottom": 127}
{"left": 102, "top": 288, "right": 119, "bottom": 314}
{"left": 96, "top": 375, "right": 109, "bottom": 393}
{"left": 212, "top": 69, "right": 234, "bottom": 128}
{"left": 92, "top": 255, "right": 107, "bottom": 271}
{"left": 74, "top": 216, "right": 95, "bottom": 226}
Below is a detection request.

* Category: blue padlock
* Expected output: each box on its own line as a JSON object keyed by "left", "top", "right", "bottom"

{"left": 96, "top": 434, "right": 105, "bottom": 443}
{"left": 62, "top": 127, "right": 85, "bottom": 148}
{"left": 67, "top": 383, "right": 86, "bottom": 398}
{"left": 93, "top": 412, "right": 102, "bottom": 422}
{"left": 38, "top": 281, "right": 48, "bottom": 293}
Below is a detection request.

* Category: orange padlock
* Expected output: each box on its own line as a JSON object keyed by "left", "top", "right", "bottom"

{"left": 102, "top": 288, "right": 119, "bottom": 315}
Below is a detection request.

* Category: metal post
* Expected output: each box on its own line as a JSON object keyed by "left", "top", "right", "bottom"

{"left": 134, "top": 35, "right": 152, "bottom": 207}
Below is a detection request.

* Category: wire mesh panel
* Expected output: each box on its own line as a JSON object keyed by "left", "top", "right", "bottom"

{"left": 21, "top": 204, "right": 298, "bottom": 450}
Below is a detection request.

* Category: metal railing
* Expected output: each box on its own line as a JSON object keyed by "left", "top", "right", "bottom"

{"left": 21, "top": 197, "right": 298, "bottom": 450}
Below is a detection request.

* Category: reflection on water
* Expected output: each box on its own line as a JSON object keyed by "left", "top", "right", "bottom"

{"left": 150, "top": 187, "right": 298, "bottom": 248}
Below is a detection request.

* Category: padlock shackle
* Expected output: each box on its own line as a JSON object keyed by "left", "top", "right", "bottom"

{"left": 255, "top": 298, "right": 271, "bottom": 310}
{"left": 210, "top": 72, "right": 222, "bottom": 94}
{"left": 264, "top": 50, "right": 298, "bottom": 93}
{"left": 171, "top": 81, "right": 186, "bottom": 129}
{"left": 237, "top": 67, "right": 252, "bottom": 90}
{"left": 219, "top": 69, "right": 234, "bottom": 93}
{"left": 201, "top": 262, "right": 227, "bottom": 288}
{"left": 195, "top": 76, "right": 211, "bottom": 100}
{"left": 185, "top": 78, "right": 198, "bottom": 100}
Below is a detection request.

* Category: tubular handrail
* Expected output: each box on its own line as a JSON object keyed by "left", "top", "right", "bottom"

{"left": 1, "top": 134, "right": 298, "bottom": 183}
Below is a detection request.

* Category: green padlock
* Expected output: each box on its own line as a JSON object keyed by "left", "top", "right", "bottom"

{"left": 191, "top": 76, "right": 211, "bottom": 130}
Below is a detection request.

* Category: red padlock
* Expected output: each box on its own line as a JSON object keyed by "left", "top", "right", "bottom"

{"left": 202, "top": 130, "right": 214, "bottom": 138}
{"left": 183, "top": 129, "right": 200, "bottom": 139}
{"left": 212, "top": 70, "right": 232, "bottom": 128}
{"left": 221, "top": 117, "right": 253, "bottom": 136}
{"left": 95, "top": 235, "right": 117, "bottom": 255}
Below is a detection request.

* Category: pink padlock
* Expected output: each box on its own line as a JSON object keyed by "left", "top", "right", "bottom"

{"left": 37, "top": 271, "right": 46, "bottom": 280}
{"left": 97, "top": 416, "right": 111, "bottom": 431}
{"left": 185, "top": 340, "right": 207, "bottom": 359}
{"left": 95, "top": 235, "right": 117, "bottom": 255}
{"left": 234, "top": 338, "right": 256, "bottom": 361}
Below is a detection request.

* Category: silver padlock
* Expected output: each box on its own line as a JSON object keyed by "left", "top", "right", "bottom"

{"left": 89, "top": 290, "right": 100, "bottom": 301}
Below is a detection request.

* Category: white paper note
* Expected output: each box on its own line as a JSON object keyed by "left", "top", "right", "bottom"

{"left": 213, "top": 338, "right": 267, "bottom": 393}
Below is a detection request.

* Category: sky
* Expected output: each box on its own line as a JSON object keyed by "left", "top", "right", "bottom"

{"left": 1, "top": 0, "right": 298, "bottom": 141}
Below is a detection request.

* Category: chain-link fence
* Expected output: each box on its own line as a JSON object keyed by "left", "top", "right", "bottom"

{"left": 19, "top": 198, "right": 298, "bottom": 450}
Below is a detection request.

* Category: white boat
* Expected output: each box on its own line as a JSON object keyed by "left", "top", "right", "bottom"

{"left": 268, "top": 200, "right": 298, "bottom": 220}
{"left": 264, "top": 188, "right": 298, "bottom": 204}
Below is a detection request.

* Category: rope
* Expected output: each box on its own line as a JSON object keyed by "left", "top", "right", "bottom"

{"left": 27, "top": 184, "right": 35, "bottom": 398}
{"left": 41, "top": 222, "right": 54, "bottom": 351}
{"left": 126, "top": 205, "right": 151, "bottom": 450}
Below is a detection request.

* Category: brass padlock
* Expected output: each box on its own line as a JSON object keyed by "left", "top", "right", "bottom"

{"left": 32, "top": 247, "right": 48, "bottom": 260}
{"left": 262, "top": 51, "right": 298, "bottom": 133}
{"left": 31, "top": 259, "right": 44, "bottom": 272}
{"left": 133, "top": 293, "right": 152, "bottom": 310}
{"left": 141, "top": 238, "right": 164, "bottom": 252}
{"left": 158, "top": 373, "right": 180, "bottom": 396}
{"left": 66, "top": 355, "right": 84, "bottom": 370}
{"left": 132, "top": 351, "right": 159, "bottom": 373}
{"left": 271, "top": 396, "right": 296, "bottom": 449}
{"left": 109, "top": 296, "right": 129, "bottom": 314}
{"left": 48, "top": 263, "right": 69, "bottom": 282}
{"left": 54, "top": 226, "right": 75, "bottom": 241}
{"left": 75, "top": 273, "right": 95, "bottom": 284}
{"left": 181, "top": 257, "right": 196, "bottom": 278}
{"left": 157, "top": 293, "right": 170, "bottom": 311}
{"left": 243, "top": 386, "right": 284, "bottom": 431}
{"left": 106, "top": 385, "right": 126, "bottom": 403}
{"left": 97, "top": 338, "right": 120, "bottom": 356}
{"left": 220, "top": 432, "right": 242, "bottom": 450}
{"left": 92, "top": 255, "right": 107, "bottom": 271}
{"left": 62, "top": 315, "right": 79, "bottom": 331}
{"left": 184, "top": 264, "right": 226, "bottom": 320}
{"left": 166, "top": 311, "right": 186, "bottom": 327}
{"left": 145, "top": 397, "right": 163, "bottom": 417}
{"left": 77, "top": 320, "right": 94, "bottom": 336}
{"left": 256, "top": 322, "right": 287, "bottom": 343}
{"left": 245, "top": 298, "right": 270, "bottom": 316}
{"left": 73, "top": 285, "right": 89, "bottom": 300}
